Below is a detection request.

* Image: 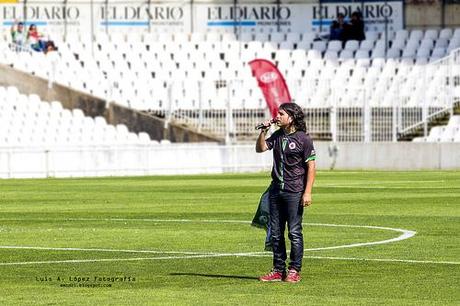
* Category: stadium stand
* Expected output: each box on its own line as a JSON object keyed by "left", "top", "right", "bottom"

{"left": 413, "top": 115, "right": 460, "bottom": 142}
{"left": 0, "top": 86, "right": 154, "bottom": 146}
{"left": 0, "top": 27, "right": 459, "bottom": 141}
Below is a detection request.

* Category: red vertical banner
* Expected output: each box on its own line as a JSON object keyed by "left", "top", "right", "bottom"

{"left": 249, "top": 59, "right": 292, "bottom": 118}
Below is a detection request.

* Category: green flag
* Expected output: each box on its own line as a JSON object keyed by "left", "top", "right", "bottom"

{"left": 251, "top": 185, "right": 272, "bottom": 251}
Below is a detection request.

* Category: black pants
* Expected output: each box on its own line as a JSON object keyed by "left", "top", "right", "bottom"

{"left": 269, "top": 188, "right": 304, "bottom": 272}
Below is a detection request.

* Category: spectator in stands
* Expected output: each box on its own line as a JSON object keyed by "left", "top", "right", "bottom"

{"left": 330, "top": 13, "right": 347, "bottom": 42}
{"left": 27, "top": 24, "right": 46, "bottom": 52}
{"left": 44, "top": 40, "right": 59, "bottom": 88}
{"left": 345, "top": 11, "right": 365, "bottom": 41}
{"left": 10, "top": 20, "right": 25, "bottom": 49}
{"left": 44, "top": 40, "right": 57, "bottom": 54}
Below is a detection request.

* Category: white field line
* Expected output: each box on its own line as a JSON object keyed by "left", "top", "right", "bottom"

{"left": 0, "top": 253, "right": 232, "bottom": 266}
{"left": 303, "top": 255, "right": 460, "bottom": 265}
{"left": 319, "top": 186, "right": 453, "bottom": 189}
{"left": 0, "top": 245, "right": 205, "bottom": 255}
{"left": 318, "top": 171, "right": 451, "bottom": 174}
{"left": 0, "top": 218, "right": 416, "bottom": 253}
{"left": 0, "top": 218, "right": 430, "bottom": 266}
{"left": 0, "top": 253, "right": 458, "bottom": 266}
{"left": 65, "top": 218, "right": 417, "bottom": 251}
{"left": 319, "top": 181, "right": 445, "bottom": 184}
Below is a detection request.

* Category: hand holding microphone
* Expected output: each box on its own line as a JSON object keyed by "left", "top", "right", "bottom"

{"left": 255, "top": 119, "right": 275, "bottom": 130}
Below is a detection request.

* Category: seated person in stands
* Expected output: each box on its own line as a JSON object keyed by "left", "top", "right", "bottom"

{"left": 330, "top": 13, "right": 347, "bottom": 41}
{"left": 344, "top": 11, "right": 365, "bottom": 41}
{"left": 27, "top": 24, "right": 46, "bottom": 52}
{"left": 44, "top": 40, "right": 58, "bottom": 54}
{"left": 10, "top": 20, "right": 25, "bottom": 48}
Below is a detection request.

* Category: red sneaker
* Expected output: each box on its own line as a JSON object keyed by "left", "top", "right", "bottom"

{"left": 259, "top": 269, "right": 285, "bottom": 282}
{"left": 284, "top": 269, "right": 301, "bottom": 283}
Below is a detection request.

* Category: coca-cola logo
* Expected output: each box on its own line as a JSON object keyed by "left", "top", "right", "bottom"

{"left": 260, "top": 72, "right": 278, "bottom": 83}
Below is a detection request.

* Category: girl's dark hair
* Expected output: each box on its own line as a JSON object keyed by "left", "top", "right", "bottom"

{"left": 279, "top": 102, "right": 307, "bottom": 132}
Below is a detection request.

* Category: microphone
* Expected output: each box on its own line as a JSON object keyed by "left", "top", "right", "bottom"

{"left": 255, "top": 119, "right": 275, "bottom": 130}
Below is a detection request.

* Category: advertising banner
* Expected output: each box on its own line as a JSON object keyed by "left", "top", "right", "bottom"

{"left": 0, "top": 1, "right": 403, "bottom": 35}
{"left": 249, "top": 59, "right": 292, "bottom": 118}
{"left": 194, "top": 3, "right": 310, "bottom": 33}
{"left": 0, "top": 1, "right": 189, "bottom": 34}
{"left": 0, "top": 2, "right": 84, "bottom": 29}
{"left": 98, "top": 1, "right": 189, "bottom": 33}
{"left": 310, "top": 1, "right": 403, "bottom": 33}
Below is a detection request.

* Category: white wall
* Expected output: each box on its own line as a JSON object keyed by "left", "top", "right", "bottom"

{"left": 0, "top": 142, "right": 459, "bottom": 178}
{"left": 317, "top": 142, "right": 460, "bottom": 170}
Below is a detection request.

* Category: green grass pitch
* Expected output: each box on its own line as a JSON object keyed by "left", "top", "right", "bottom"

{"left": 0, "top": 171, "right": 458, "bottom": 305}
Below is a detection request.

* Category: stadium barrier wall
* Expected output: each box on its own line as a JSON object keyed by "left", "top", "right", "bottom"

{"left": 107, "top": 103, "right": 222, "bottom": 143}
{"left": 406, "top": 2, "right": 460, "bottom": 29}
{"left": 1, "top": 142, "right": 459, "bottom": 178}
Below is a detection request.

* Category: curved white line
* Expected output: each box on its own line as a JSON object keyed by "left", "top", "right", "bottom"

{"left": 0, "top": 254, "right": 458, "bottom": 266}
{"left": 64, "top": 218, "right": 417, "bottom": 251}
{"left": 304, "top": 223, "right": 416, "bottom": 251}
{"left": 0, "top": 218, "right": 416, "bottom": 253}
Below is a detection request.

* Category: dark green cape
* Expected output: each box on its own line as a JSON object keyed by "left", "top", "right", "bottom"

{"left": 251, "top": 185, "right": 272, "bottom": 251}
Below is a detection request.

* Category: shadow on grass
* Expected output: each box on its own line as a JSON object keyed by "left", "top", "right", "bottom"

{"left": 170, "top": 272, "right": 258, "bottom": 280}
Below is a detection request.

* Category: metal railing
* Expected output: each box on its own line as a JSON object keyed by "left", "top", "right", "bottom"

{"left": 397, "top": 48, "right": 460, "bottom": 138}
{"left": 153, "top": 49, "right": 460, "bottom": 143}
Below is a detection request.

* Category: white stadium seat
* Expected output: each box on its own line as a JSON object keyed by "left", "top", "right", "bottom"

{"left": 344, "top": 40, "right": 360, "bottom": 51}
{"left": 355, "top": 49, "right": 370, "bottom": 59}
{"left": 391, "top": 39, "right": 406, "bottom": 50}
{"left": 426, "top": 126, "right": 445, "bottom": 142}
{"left": 447, "top": 38, "right": 460, "bottom": 53}
{"left": 190, "top": 32, "right": 206, "bottom": 42}
{"left": 339, "top": 49, "right": 354, "bottom": 60}
{"left": 434, "top": 38, "right": 449, "bottom": 49}
{"left": 394, "top": 29, "right": 409, "bottom": 41}
{"left": 206, "top": 32, "right": 221, "bottom": 42}
{"left": 387, "top": 48, "right": 402, "bottom": 59}
{"left": 431, "top": 48, "right": 446, "bottom": 58}
{"left": 328, "top": 40, "right": 342, "bottom": 52}
{"left": 239, "top": 32, "right": 253, "bottom": 42}
{"left": 439, "top": 28, "right": 453, "bottom": 40}
{"left": 312, "top": 40, "right": 327, "bottom": 53}
{"left": 360, "top": 40, "right": 375, "bottom": 51}
{"left": 416, "top": 48, "right": 431, "bottom": 58}
{"left": 409, "top": 29, "right": 424, "bottom": 41}
{"left": 324, "top": 50, "right": 338, "bottom": 61}
{"left": 279, "top": 41, "right": 295, "bottom": 49}
{"left": 365, "top": 31, "right": 379, "bottom": 42}
{"left": 420, "top": 38, "right": 434, "bottom": 50}
{"left": 447, "top": 115, "right": 460, "bottom": 127}
{"left": 440, "top": 126, "right": 458, "bottom": 142}
{"left": 270, "top": 32, "right": 285, "bottom": 43}
{"left": 296, "top": 41, "right": 312, "bottom": 50}
{"left": 221, "top": 32, "right": 236, "bottom": 41}
{"left": 254, "top": 32, "right": 269, "bottom": 42}
{"left": 307, "top": 49, "right": 322, "bottom": 60}
{"left": 286, "top": 32, "right": 301, "bottom": 43}
{"left": 302, "top": 32, "right": 316, "bottom": 43}
{"left": 424, "top": 29, "right": 438, "bottom": 40}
